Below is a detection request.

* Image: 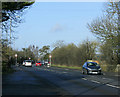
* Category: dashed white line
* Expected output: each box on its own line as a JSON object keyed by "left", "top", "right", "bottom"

{"left": 115, "top": 75, "right": 120, "bottom": 77}
{"left": 91, "top": 80, "right": 100, "bottom": 84}
{"left": 102, "top": 77, "right": 107, "bottom": 79}
{"left": 82, "top": 78, "right": 120, "bottom": 89}
{"left": 63, "top": 72, "right": 67, "bottom": 74}
{"left": 82, "top": 78, "right": 87, "bottom": 80}
{"left": 65, "top": 69, "right": 69, "bottom": 70}
{"left": 106, "top": 84, "right": 120, "bottom": 89}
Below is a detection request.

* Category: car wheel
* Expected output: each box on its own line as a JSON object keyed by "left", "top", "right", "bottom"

{"left": 82, "top": 70, "right": 84, "bottom": 74}
{"left": 99, "top": 72, "right": 103, "bottom": 75}
{"left": 85, "top": 70, "right": 89, "bottom": 75}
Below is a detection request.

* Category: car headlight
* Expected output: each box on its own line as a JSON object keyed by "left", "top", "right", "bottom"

{"left": 98, "top": 68, "right": 101, "bottom": 70}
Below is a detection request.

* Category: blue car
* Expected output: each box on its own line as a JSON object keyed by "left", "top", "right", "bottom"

{"left": 82, "top": 62, "right": 102, "bottom": 75}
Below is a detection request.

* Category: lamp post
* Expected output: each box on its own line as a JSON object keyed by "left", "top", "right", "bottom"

{"left": 49, "top": 55, "right": 52, "bottom": 66}
{"left": 15, "top": 54, "right": 17, "bottom": 66}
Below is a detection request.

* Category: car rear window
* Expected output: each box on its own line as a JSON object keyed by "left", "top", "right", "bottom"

{"left": 37, "top": 61, "right": 41, "bottom": 63}
{"left": 26, "top": 60, "right": 31, "bottom": 62}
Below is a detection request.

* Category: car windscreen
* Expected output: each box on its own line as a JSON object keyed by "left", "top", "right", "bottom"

{"left": 87, "top": 62, "right": 99, "bottom": 66}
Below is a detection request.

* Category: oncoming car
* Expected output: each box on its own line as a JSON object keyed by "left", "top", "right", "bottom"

{"left": 82, "top": 62, "right": 102, "bottom": 75}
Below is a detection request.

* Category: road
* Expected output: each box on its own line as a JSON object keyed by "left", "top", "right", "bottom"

{"left": 2, "top": 64, "right": 120, "bottom": 96}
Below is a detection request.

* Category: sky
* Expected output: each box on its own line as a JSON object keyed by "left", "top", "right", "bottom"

{"left": 13, "top": 2, "right": 105, "bottom": 50}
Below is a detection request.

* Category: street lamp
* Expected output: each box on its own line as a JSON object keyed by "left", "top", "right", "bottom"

{"left": 15, "top": 54, "right": 17, "bottom": 66}
{"left": 49, "top": 55, "right": 52, "bottom": 66}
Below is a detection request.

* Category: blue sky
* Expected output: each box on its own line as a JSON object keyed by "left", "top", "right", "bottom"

{"left": 14, "top": 2, "right": 104, "bottom": 50}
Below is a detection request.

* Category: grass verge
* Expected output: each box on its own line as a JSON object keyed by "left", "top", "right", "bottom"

{"left": 52, "top": 64, "right": 82, "bottom": 70}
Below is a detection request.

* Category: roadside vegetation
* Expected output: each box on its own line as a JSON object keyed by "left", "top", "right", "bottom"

{"left": 51, "top": 2, "right": 120, "bottom": 72}
{"left": 1, "top": 1, "right": 120, "bottom": 73}
{"left": 52, "top": 64, "right": 82, "bottom": 70}
{"left": 2, "top": 1, "right": 35, "bottom": 73}
{"left": 51, "top": 40, "right": 97, "bottom": 67}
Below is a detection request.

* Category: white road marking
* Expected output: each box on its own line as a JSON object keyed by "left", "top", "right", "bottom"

{"left": 91, "top": 76, "right": 95, "bottom": 78}
{"left": 65, "top": 69, "right": 69, "bottom": 70}
{"left": 102, "top": 77, "right": 107, "bottom": 79}
{"left": 115, "top": 75, "right": 120, "bottom": 77}
{"left": 34, "top": 66, "right": 120, "bottom": 89}
{"left": 82, "top": 78, "right": 120, "bottom": 89}
{"left": 82, "top": 78, "right": 87, "bottom": 80}
{"left": 63, "top": 72, "right": 67, "bottom": 73}
{"left": 91, "top": 80, "right": 100, "bottom": 84}
{"left": 106, "top": 84, "right": 120, "bottom": 89}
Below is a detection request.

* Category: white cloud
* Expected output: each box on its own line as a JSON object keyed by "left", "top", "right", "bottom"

{"left": 51, "top": 24, "right": 64, "bottom": 33}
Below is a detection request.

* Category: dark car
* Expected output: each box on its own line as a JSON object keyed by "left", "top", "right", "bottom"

{"left": 82, "top": 62, "right": 102, "bottom": 75}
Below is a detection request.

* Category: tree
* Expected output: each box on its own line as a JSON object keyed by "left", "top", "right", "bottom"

{"left": 2, "top": 1, "right": 35, "bottom": 22}
{"left": 39, "top": 45, "right": 50, "bottom": 60}
{"left": 51, "top": 45, "right": 69, "bottom": 65}
{"left": 87, "top": 1, "right": 120, "bottom": 69}
{"left": 52, "top": 40, "right": 66, "bottom": 48}
{"left": 51, "top": 41, "right": 97, "bottom": 66}
{"left": 76, "top": 40, "right": 98, "bottom": 65}
{"left": 2, "top": 1, "right": 35, "bottom": 44}
{"left": 1, "top": 1, "right": 35, "bottom": 72}
{"left": 65, "top": 43, "right": 78, "bottom": 66}
{"left": 22, "top": 46, "right": 35, "bottom": 60}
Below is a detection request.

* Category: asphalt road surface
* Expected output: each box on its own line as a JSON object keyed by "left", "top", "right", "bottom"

{"left": 2, "top": 64, "right": 120, "bottom": 96}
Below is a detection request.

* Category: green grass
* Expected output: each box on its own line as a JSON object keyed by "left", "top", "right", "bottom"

{"left": 52, "top": 64, "right": 82, "bottom": 70}
{"left": 52, "top": 64, "right": 119, "bottom": 72}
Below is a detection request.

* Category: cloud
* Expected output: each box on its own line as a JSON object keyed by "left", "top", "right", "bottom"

{"left": 51, "top": 24, "right": 64, "bottom": 33}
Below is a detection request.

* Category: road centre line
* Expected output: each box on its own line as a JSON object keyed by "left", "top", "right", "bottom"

{"left": 63, "top": 72, "right": 67, "bottom": 73}
{"left": 91, "top": 80, "right": 100, "bottom": 84}
{"left": 106, "top": 84, "right": 120, "bottom": 89}
{"left": 82, "top": 77, "right": 120, "bottom": 89}
{"left": 90, "top": 80, "right": 120, "bottom": 89}
{"left": 82, "top": 78, "right": 87, "bottom": 80}
{"left": 102, "top": 77, "right": 107, "bottom": 79}
{"left": 65, "top": 69, "right": 69, "bottom": 70}
{"left": 34, "top": 66, "right": 120, "bottom": 89}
